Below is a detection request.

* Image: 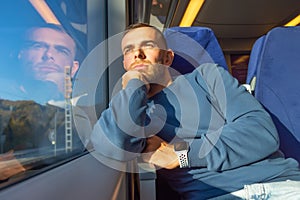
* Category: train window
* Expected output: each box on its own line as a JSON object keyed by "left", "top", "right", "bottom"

{"left": 230, "top": 54, "right": 250, "bottom": 84}
{"left": 0, "top": 0, "right": 95, "bottom": 187}
{"left": 150, "top": 0, "right": 172, "bottom": 29}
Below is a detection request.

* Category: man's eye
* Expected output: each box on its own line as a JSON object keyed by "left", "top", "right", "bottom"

{"left": 143, "top": 42, "right": 155, "bottom": 49}
{"left": 32, "top": 44, "right": 42, "bottom": 48}
{"left": 123, "top": 48, "right": 132, "bottom": 54}
{"left": 57, "top": 48, "right": 70, "bottom": 56}
{"left": 24, "top": 41, "right": 47, "bottom": 50}
{"left": 30, "top": 43, "right": 46, "bottom": 49}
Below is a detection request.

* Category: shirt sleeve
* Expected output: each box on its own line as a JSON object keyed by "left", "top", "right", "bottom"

{"left": 186, "top": 64, "right": 279, "bottom": 171}
{"left": 91, "top": 79, "right": 148, "bottom": 161}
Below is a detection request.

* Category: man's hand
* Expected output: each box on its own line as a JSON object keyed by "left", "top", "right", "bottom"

{"left": 142, "top": 135, "right": 165, "bottom": 162}
{"left": 149, "top": 142, "right": 179, "bottom": 169}
{"left": 142, "top": 136, "right": 179, "bottom": 169}
{"left": 122, "top": 70, "right": 150, "bottom": 91}
{"left": 0, "top": 151, "right": 25, "bottom": 181}
{"left": 44, "top": 72, "right": 65, "bottom": 93}
{"left": 143, "top": 135, "right": 165, "bottom": 153}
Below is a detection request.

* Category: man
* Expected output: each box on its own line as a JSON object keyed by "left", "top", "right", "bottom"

{"left": 1, "top": 23, "right": 79, "bottom": 104}
{"left": 91, "top": 23, "right": 300, "bottom": 199}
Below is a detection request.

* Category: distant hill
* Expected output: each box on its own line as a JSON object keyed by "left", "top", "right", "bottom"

{"left": 0, "top": 99, "right": 65, "bottom": 152}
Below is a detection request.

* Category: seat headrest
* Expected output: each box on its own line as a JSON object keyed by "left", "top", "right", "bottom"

{"left": 164, "top": 26, "right": 228, "bottom": 75}
{"left": 248, "top": 26, "right": 300, "bottom": 142}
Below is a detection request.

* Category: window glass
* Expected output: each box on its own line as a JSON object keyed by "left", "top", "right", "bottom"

{"left": 150, "top": 0, "right": 172, "bottom": 29}
{"left": 230, "top": 54, "right": 250, "bottom": 84}
{"left": 0, "top": 0, "right": 88, "bottom": 185}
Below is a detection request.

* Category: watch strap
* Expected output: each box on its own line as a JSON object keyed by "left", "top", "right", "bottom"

{"left": 175, "top": 150, "right": 189, "bottom": 168}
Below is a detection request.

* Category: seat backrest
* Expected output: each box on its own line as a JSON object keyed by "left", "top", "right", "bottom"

{"left": 246, "top": 26, "right": 300, "bottom": 162}
{"left": 163, "top": 26, "right": 228, "bottom": 75}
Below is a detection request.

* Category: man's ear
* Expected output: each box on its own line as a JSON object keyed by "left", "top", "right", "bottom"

{"left": 163, "top": 49, "right": 174, "bottom": 66}
{"left": 71, "top": 61, "right": 79, "bottom": 77}
{"left": 123, "top": 59, "right": 128, "bottom": 71}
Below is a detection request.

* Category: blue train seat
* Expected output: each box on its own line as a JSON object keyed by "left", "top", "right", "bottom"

{"left": 246, "top": 26, "right": 300, "bottom": 162}
{"left": 163, "top": 26, "right": 228, "bottom": 75}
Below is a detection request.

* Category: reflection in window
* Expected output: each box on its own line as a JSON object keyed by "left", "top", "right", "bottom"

{"left": 0, "top": 0, "right": 87, "bottom": 185}
{"left": 150, "top": 0, "right": 171, "bottom": 29}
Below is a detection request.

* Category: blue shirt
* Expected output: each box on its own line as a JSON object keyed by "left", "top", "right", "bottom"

{"left": 91, "top": 63, "right": 300, "bottom": 199}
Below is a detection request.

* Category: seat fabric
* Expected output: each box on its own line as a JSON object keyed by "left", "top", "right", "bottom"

{"left": 164, "top": 26, "right": 228, "bottom": 75}
{"left": 247, "top": 26, "right": 300, "bottom": 162}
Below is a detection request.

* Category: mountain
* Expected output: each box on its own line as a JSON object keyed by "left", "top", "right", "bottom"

{"left": 0, "top": 99, "right": 65, "bottom": 152}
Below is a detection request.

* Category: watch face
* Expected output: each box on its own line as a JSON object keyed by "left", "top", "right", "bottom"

{"left": 174, "top": 141, "right": 189, "bottom": 151}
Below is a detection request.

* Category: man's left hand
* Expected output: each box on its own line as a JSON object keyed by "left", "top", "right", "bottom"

{"left": 148, "top": 142, "right": 179, "bottom": 169}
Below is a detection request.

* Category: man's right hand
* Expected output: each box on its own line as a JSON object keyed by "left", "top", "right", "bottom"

{"left": 143, "top": 135, "right": 165, "bottom": 153}
{"left": 122, "top": 70, "right": 150, "bottom": 91}
{"left": 141, "top": 135, "right": 165, "bottom": 162}
{"left": 0, "top": 151, "right": 25, "bottom": 181}
{"left": 44, "top": 72, "right": 65, "bottom": 93}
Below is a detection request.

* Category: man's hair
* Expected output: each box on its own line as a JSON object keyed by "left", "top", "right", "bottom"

{"left": 21, "top": 23, "right": 75, "bottom": 48}
{"left": 30, "top": 23, "right": 66, "bottom": 33}
{"left": 23, "top": 23, "right": 75, "bottom": 45}
{"left": 123, "top": 23, "right": 168, "bottom": 49}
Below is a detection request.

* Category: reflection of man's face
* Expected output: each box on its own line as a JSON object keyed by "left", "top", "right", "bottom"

{"left": 18, "top": 27, "right": 78, "bottom": 90}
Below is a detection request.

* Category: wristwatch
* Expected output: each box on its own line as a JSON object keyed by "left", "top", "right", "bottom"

{"left": 174, "top": 141, "right": 189, "bottom": 168}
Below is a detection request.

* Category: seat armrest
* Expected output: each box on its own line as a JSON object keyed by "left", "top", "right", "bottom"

{"left": 138, "top": 162, "right": 157, "bottom": 200}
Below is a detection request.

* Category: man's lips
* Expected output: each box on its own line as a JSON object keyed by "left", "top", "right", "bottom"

{"left": 38, "top": 67, "right": 58, "bottom": 72}
{"left": 35, "top": 64, "right": 60, "bottom": 73}
{"left": 132, "top": 64, "right": 148, "bottom": 70}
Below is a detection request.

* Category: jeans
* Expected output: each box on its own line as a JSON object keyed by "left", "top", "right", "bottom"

{"left": 210, "top": 180, "right": 300, "bottom": 200}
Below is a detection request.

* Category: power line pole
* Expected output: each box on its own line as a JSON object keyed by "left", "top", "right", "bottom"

{"left": 64, "top": 66, "right": 72, "bottom": 153}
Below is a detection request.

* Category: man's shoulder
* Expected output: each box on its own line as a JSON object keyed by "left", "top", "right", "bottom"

{"left": 176, "top": 63, "right": 223, "bottom": 80}
{"left": 194, "top": 63, "right": 225, "bottom": 74}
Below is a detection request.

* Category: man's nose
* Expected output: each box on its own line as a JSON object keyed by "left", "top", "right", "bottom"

{"left": 42, "top": 47, "right": 55, "bottom": 61}
{"left": 134, "top": 48, "right": 146, "bottom": 60}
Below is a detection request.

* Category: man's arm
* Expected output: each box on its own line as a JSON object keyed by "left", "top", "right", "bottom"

{"left": 186, "top": 64, "right": 279, "bottom": 171}
{"left": 142, "top": 64, "right": 279, "bottom": 171}
{"left": 91, "top": 74, "right": 150, "bottom": 161}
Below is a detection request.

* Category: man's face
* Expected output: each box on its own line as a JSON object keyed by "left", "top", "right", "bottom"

{"left": 18, "top": 28, "right": 78, "bottom": 87}
{"left": 121, "top": 27, "right": 172, "bottom": 84}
